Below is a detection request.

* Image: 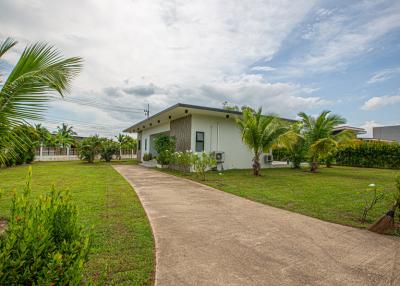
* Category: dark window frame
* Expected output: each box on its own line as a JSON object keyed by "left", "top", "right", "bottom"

{"left": 195, "top": 131, "right": 205, "bottom": 152}
{"left": 145, "top": 138, "right": 147, "bottom": 151}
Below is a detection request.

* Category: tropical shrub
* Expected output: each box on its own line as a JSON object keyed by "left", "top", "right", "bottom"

{"left": 78, "top": 136, "right": 102, "bottom": 163}
{"left": 99, "top": 139, "right": 119, "bottom": 162}
{"left": 170, "top": 151, "right": 193, "bottom": 172}
{"left": 0, "top": 168, "right": 91, "bottom": 285}
{"left": 142, "top": 153, "right": 153, "bottom": 161}
{"left": 192, "top": 152, "right": 217, "bottom": 181}
{"left": 154, "top": 135, "right": 175, "bottom": 165}
{"left": 336, "top": 141, "right": 400, "bottom": 169}
{"left": 359, "top": 183, "right": 385, "bottom": 223}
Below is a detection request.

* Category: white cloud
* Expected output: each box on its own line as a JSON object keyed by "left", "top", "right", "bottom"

{"left": 0, "top": 0, "right": 319, "bottom": 136}
{"left": 251, "top": 66, "right": 276, "bottom": 72}
{"left": 367, "top": 67, "right": 400, "bottom": 84}
{"left": 275, "top": 1, "right": 400, "bottom": 77}
{"left": 361, "top": 94, "right": 400, "bottom": 110}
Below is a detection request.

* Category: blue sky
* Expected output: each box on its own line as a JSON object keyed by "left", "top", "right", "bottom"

{"left": 1, "top": 0, "right": 399, "bottom": 137}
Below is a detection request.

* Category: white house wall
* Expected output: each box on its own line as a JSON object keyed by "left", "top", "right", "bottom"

{"left": 190, "top": 114, "right": 271, "bottom": 170}
{"left": 140, "top": 122, "right": 170, "bottom": 160}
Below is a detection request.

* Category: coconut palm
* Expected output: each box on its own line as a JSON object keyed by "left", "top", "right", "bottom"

{"left": 57, "top": 123, "right": 77, "bottom": 137}
{"left": 278, "top": 122, "right": 307, "bottom": 169}
{"left": 0, "top": 37, "right": 82, "bottom": 164}
{"left": 298, "top": 110, "right": 352, "bottom": 172}
{"left": 236, "top": 107, "right": 289, "bottom": 176}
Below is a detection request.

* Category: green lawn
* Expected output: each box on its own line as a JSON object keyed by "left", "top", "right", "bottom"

{"left": 0, "top": 160, "right": 154, "bottom": 285}
{"left": 161, "top": 166, "right": 400, "bottom": 228}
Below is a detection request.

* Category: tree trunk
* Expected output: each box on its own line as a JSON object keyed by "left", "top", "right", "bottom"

{"left": 253, "top": 154, "right": 261, "bottom": 176}
{"left": 310, "top": 160, "right": 318, "bottom": 172}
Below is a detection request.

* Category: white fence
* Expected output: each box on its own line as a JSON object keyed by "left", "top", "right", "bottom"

{"left": 34, "top": 147, "right": 136, "bottom": 161}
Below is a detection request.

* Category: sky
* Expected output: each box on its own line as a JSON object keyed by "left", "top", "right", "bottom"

{"left": 1, "top": 0, "right": 400, "bottom": 138}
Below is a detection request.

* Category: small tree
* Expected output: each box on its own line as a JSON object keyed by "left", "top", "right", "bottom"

{"left": 278, "top": 123, "right": 307, "bottom": 169}
{"left": 192, "top": 152, "right": 217, "bottom": 181}
{"left": 78, "top": 136, "right": 101, "bottom": 163}
{"left": 99, "top": 139, "right": 119, "bottom": 162}
{"left": 154, "top": 135, "right": 175, "bottom": 165}
{"left": 360, "top": 183, "right": 385, "bottom": 223}
{"left": 236, "top": 107, "right": 288, "bottom": 176}
{"left": 298, "top": 111, "right": 353, "bottom": 172}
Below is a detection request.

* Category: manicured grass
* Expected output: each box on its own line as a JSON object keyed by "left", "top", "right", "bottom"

{"left": 160, "top": 166, "right": 400, "bottom": 228}
{"left": 0, "top": 160, "right": 154, "bottom": 285}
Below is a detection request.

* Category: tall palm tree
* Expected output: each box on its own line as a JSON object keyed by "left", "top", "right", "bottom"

{"left": 34, "top": 123, "right": 51, "bottom": 145}
{"left": 278, "top": 122, "right": 307, "bottom": 169}
{"left": 57, "top": 123, "right": 77, "bottom": 137}
{"left": 298, "top": 110, "right": 353, "bottom": 172}
{"left": 0, "top": 37, "right": 82, "bottom": 164}
{"left": 236, "top": 107, "right": 289, "bottom": 176}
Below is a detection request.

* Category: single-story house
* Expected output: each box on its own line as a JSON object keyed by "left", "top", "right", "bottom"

{"left": 124, "top": 103, "right": 296, "bottom": 170}
{"left": 123, "top": 103, "right": 366, "bottom": 170}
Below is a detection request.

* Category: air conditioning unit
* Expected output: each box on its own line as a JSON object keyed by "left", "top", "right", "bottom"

{"left": 214, "top": 151, "right": 225, "bottom": 163}
{"left": 264, "top": 154, "right": 273, "bottom": 164}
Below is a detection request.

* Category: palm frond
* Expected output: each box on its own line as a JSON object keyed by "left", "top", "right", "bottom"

{"left": 0, "top": 37, "right": 17, "bottom": 59}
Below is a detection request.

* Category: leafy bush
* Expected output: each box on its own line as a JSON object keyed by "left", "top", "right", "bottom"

{"left": 154, "top": 135, "right": 175, "bottom": 165}
{"left": 336, "top": 141, "right": 400, "bottom": 169}
{"left": 170, "top": 151, "right": 193, "bottom": 172}
{"left": 99, "top": 139, "right": 119, "bottom": 162}
{"left": 142, "top": 153, "right": 153, "bottom": 161}
{"left": 0, "top": 168, "right": 91, "bottom": 285}
{"left": 78, "top": 136, "right": 102, "bottom": 163}
{"left": 192, "top": 152, "right": 217, "bottom": 181}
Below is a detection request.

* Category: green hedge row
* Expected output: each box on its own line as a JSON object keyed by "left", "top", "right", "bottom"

{"left": 336, "top": 141, "right": 400, "bottom": 169}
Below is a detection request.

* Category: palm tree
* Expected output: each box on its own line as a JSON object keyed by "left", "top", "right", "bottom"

{"left": 236, "top": 107, "right": 289, "bottom": 176}
{"left": 278, "top": 123, "right": 307, "bottom": 169}
{"left": 34, "top": 124, "right": 51, "bottom": 145}
{"left": 298, "top": 110, "right": 352, "bottom": 172}
{"left": 0, "top": 37, "right": 82, "bottom": 164}
{"left": 57, "top": 123, "right": 77, "bottom": 137}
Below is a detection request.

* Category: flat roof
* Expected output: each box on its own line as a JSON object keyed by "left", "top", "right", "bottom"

{"left": 123, "top": 103, "right": 295, "bottom": 133}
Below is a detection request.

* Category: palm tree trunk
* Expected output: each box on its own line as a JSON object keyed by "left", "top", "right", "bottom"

{"left": 311, "top": 160, "right": 318, "bottom": 172}
{"left": 253, "top": 153, "right": 261, "bottom": 176}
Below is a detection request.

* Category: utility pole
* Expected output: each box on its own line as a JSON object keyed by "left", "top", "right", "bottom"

{"left": 144, "top": 104, "right": 150, "bottom": 118}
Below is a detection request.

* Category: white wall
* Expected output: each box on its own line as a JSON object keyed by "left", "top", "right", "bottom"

{"left": 140, "top": 122, "right": 170, "bottom": 160}
{"left": 190, "top": 114, "right": 271, "bottom": 170}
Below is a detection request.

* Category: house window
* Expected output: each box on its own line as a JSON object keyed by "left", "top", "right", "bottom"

{"left": 145, "top": 138, "right": 147, "bottom": 151}
{"left": 195, "top": 131, "right": 204, "bottom": 152}
{"left": 138, "top": 140, "right": 141, "bottom": 150}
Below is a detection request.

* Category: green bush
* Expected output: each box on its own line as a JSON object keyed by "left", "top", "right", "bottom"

{"left": 0, "top": 168, "right": 91, "bottom": 285}
{"left": 78, "top": 136, "right": 102, "bottom": 163}
{"left": 192, "top": 152, "right": 217, "bottom": 181}
{"left": 170, "top": 151, "right": 193, "bottom": 172}
{"left": 154, "top": 135, "right": 175, "bottom": 165}
{"left": 336, "top": 141, "right": 400, "bottom": 169}
{"left": 142, "top": 153, "right": 153, "bottom": 161}
{"left": 99, "top": 139, "right": 119, "bottom": 162}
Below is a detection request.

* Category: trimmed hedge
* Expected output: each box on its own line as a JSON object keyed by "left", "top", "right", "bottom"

{"left": 336, "top": 141, "right": 400, "bottom": 169}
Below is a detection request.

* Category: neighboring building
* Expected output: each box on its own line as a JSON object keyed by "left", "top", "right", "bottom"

{"left": 124, "top": 103, "right": 295, "bottom": 170}
{"left": 373, "top": 125, "right": 400, "bottom": 142}
{"left": 332, "top": 126, "right": 366, "bottom": 136}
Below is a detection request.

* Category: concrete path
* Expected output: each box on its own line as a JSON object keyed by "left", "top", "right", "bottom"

{"left": 113, "top": 165, "right": 400, "bottom": 286}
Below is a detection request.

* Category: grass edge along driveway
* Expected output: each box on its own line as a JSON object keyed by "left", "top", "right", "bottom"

{"left": 0, "top": 160, "right": 154, "bottom": 285}
{"left": 159, "top": 166, "right": 400, "bottom": 229}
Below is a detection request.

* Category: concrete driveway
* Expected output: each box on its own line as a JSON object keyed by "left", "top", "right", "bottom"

{"left": 113, "top": 165, "right": 400, "bottom": 286}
